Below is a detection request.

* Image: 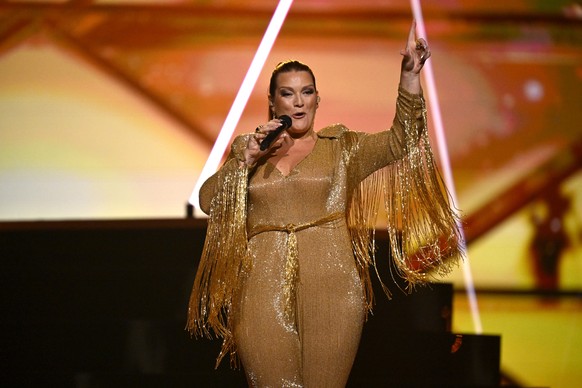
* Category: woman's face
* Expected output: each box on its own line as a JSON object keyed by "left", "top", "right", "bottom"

{"left": 270, "top": 70, "right": 318, "bottom": 137}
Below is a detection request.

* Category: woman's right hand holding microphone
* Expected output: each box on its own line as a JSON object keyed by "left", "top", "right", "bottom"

{"left": 241, "top": 118, "right": 288, "bottom": 167}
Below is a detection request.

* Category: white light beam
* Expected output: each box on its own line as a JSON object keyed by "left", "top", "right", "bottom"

{"left": 189, "top": 0, "right": 294, "bottom": 214}
{"left": 410, "top": 0, "right": 483, "bottom": 334}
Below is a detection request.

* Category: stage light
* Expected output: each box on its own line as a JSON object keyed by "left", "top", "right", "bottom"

{"left": 188, "top": 0, "right": 294, "bottom": 215}
{"left": 411, "top": 0, "right": 482, "bottom": 334}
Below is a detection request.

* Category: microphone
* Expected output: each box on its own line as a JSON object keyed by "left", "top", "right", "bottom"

{"left": 260, "top": 115, "right": 292, "bottom": 151}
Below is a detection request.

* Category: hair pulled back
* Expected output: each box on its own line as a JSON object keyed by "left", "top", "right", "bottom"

{"left": 268, "top": 60, "right": 317, "bottom": 120}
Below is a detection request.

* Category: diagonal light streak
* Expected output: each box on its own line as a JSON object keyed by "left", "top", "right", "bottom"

{"left": 189, "top": 0, "right": 294, "bottom": 214}
{"left": 410, "top": 0, "right": 483, "bottom": 333}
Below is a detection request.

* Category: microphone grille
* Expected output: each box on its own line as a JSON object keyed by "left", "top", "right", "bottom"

{"left": 279, "top": 115, "right": 292, "bottom": 127}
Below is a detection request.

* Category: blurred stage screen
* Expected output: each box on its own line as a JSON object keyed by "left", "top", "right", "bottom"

{"left": 1, "top": 1, "right": 581, "bottom": 292}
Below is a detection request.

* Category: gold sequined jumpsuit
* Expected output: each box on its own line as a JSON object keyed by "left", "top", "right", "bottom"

{"left": 191, "top": 88, "right": 461, "bottom": 387}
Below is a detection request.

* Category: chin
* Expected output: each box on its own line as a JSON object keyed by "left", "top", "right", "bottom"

{"left": 289, "top": 127, "right": 309, "bottom": 136}
{"left": 292, "top": 121, "right": 313, "bottom": 132}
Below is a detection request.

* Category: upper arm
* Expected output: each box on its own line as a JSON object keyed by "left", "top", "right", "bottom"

{"left": 348, "top": 88, "right": 425, "bottom": 182}
{"left": 347, "top": 129, "right": 405, "bottom": 183}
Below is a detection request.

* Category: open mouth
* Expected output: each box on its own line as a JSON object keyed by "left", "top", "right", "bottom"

{"left": 292, "top": 113, "right": 306, "bottom": 120}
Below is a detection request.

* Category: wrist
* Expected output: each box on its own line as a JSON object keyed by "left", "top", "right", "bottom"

{"left": 399, "top": 72, "right": 421, "bottom": 94}
{"left": 240, "top": 150, "right": 257, "bottom": 168}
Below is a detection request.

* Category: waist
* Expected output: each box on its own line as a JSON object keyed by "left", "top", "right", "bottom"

{"left": 248, "top": 212, "right": 344, "bottom": 239}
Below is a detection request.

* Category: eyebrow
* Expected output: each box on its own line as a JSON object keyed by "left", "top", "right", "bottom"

{"left": 278, "top": 84, "right": 315, "bottom": 90}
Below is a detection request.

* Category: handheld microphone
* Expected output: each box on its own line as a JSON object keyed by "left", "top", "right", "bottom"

{"left": 260, "top": 115, "right": 292, "bottom": 151}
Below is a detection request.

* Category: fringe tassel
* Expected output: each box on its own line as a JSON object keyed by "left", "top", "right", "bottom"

{"left": 344, "top": 131, "right": 383, "bottom": 313}
{"left": 186, "top": 159, "right": 251, "bottom": 368}
{"left": 347, "top": 88, "right": 464, "bottom": 304}
{"left": 283, "top": 229, "right": 299, "bottom": 323}
{"left": 383, "top": 89, "right": 463, "bottom": 292}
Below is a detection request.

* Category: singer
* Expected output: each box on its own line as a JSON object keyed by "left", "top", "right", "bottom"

{"left": 188, "top": 20, "right": 463, "bottom": 387}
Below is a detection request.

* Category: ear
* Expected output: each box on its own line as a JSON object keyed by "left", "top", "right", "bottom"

{"left": 316, "top": 95, "right": 320, "bottom": 108}
{"left": 268, "top": 96, "right": 276, "bottom": 116}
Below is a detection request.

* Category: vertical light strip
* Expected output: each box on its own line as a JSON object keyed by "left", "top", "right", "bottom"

{"left": 189, "top": 0, "right": 294, "bottom": 213}
{"left": 410, "top": 0, "right": 483, "bottom": 333}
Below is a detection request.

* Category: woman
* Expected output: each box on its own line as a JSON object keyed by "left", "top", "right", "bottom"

{"left": 188, "top": 20, "right": 463, "bottom": 387}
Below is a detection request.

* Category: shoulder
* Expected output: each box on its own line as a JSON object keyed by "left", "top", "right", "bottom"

{"left": 317, "top": 124, "right": 364, "bottom": 158}
{"left": 317, "top": 123, "right": 351, "bottom": 139}
{"left": 317, "top": 123, "right": 363, "bottom": 145}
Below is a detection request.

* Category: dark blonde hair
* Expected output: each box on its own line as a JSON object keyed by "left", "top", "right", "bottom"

{"left": 268, "top": 60, "right": 317, "bottom": 120}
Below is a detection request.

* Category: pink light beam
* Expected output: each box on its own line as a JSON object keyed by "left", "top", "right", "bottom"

{"left": 410, "top": 0, "right": 483, "bottom": 333}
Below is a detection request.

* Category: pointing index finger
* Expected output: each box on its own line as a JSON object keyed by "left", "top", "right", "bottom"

{"left": 408, "top": 19, "right": 417, "bottom": 47}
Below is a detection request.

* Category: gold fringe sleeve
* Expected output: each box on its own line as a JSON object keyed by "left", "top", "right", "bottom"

{"left": 383, "top": 87, "right": 464, "bottom": 292}
{"left": 186, "top": 156, "right": 251, "bottom": 368}
{"left": 346, "top": 87, "right": 464, "bottom": 301}
{"left": 344, "top": 130, "right": 381, "bottom": 312}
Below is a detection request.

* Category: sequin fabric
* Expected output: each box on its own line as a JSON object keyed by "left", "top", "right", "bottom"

{"left": 187, "top": 87, "right": 463, "bottom": 387}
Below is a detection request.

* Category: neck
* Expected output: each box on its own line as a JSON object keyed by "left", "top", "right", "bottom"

{"left": 275, "top": 129, "right": 316, "bottom": 156}
{"left": 289, "top": 128, "right": 316, "bottom": 141}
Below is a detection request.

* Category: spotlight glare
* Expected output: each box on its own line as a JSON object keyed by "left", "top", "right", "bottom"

{"left": 189, "top": 0, "right": 294, "bottom": 214}
{"left": 411, "top": 0, "right": 482, "bottom": 334}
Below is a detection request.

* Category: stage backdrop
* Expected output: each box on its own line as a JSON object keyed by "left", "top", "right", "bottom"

{"left": 1, "top": 1, "right": 581, "bottom": 290}
{"left": 2, "top": 2, "right": 582, "bottom": 387}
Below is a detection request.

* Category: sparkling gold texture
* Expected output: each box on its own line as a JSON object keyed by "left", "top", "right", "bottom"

{"left": 187, "top": 87, "right": 463, "bottom": 386}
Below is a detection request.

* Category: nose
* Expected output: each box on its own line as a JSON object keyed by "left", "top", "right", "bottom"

{"left": 294, "top": 93, "right": 304, "bottom": 107}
